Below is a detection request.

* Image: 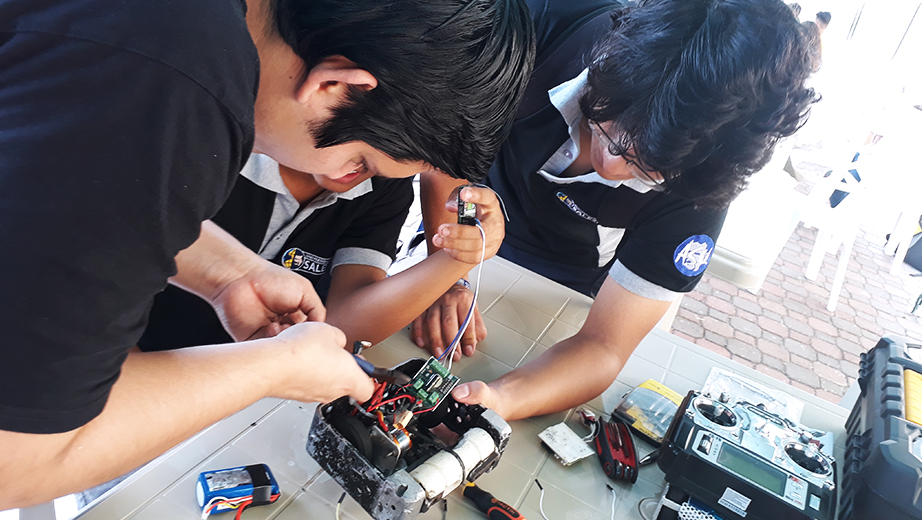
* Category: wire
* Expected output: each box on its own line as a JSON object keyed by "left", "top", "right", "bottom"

{"left": 335, "top": 492, "right": 346, "bottom": 520}
{"left": 375, "top": 410, "right": 389, "bottom": 431}
{"left": 367, "top": 394, "right": 414, "bottom": 412}
{"left": 368, "top": 380, "right": 387, "bottom": 408}
{"left": 581, "top": 420, "right": 599, "bottom": 442}
{"left": 535, "top": 479, "right": 551, "bottom": 520}
{"left": 413, "top": 403, "right": 439, "bottom": 415}
{"left": 608, "top": 484, "right": 617, "bottom": 520}
{"left": 201, "top": 496, "right": 228, "bottom": 519}
{"left": 201, "top": 496, "right": 250, "bottom": 519}
{"left": 201, "top": 497, "right": 221, "bottom": 519}
{"left": 439, "top": 220, "right": 486, "bottom": 370}
{"left": 465, "top": 183, "right": 510, "bottom": 222}
{"left": 234, "top": 500, "right": 252, "bottom": 520}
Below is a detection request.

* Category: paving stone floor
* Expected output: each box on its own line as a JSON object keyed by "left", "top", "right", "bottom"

{"left": 671, "top": 220, "right": 922, "bottom": 404}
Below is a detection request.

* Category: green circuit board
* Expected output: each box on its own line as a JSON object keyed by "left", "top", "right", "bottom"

{"left": 407, "top": 357, "right": 460, "bottom": 410}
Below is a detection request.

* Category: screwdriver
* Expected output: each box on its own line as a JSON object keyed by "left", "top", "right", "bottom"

{"left": 463, "top": 483, "right": 526, "bottom": 519}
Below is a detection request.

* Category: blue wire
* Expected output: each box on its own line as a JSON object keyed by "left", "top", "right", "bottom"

{"left": 437, "top": 220, "right": 485, "bottom": 364}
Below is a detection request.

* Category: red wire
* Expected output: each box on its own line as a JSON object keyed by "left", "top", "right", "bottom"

{"left": 234, "top": 500, "right": 252, "bottom": 520}
{"left": 376, "top": 410, "right": 389, "bottom": 432}
{"left": 367, "top": 394, "right": 414, "bottom": 412}
{"left": 205, "top": 493, "right": 280, "bottom": 520}
{"left": 413, "top": 403, "right": 439, "bottom": 415}
{"left": 368, "top": 381, "right": 387, "bottom": 408}
{"left": 204, "top": 497, "right": 246, "bottom": 517}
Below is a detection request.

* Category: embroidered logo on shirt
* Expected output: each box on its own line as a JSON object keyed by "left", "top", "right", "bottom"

{"left": 556, "top": 192, "right": 598, "bottom": 223}
{"left": 673, "top": 235, "right": 715, "bottom": 276}
{"left": 282, "top": 248, "right": 330, "bottom": 276}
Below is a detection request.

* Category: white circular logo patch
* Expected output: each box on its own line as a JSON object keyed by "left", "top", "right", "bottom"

{"left": 673, "top": 235, "right": 714, "bottom": 276}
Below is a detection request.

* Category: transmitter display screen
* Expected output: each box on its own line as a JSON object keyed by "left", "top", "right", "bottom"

{"left": 717, "top": 443, "right": 787, "bottom": 496}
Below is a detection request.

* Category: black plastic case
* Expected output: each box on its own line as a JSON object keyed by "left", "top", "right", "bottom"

{"left": 840, "top": 335, "right": 922, "bottom": 520}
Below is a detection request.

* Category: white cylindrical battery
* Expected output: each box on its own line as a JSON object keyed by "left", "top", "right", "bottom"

{"left": 409, "top": 428, "right": 495, "bottom": 499}
{"left": 452, "top": 428, "right": 495, "bottom": 474}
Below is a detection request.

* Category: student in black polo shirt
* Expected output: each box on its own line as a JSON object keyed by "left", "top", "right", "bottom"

{"left": 414, "top": 0, "right": 818, "bottom": 421}
{"left": 140, "top": 154, "right": 504, "bottom": 351}
{"left": 0, "top": 0, "right": 533, "bottom": 508}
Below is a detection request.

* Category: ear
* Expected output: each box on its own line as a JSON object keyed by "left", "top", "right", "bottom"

{"left": 296, "top": 55, "right": 378, "bottom": 106}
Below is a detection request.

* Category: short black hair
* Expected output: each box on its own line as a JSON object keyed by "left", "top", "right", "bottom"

{"left": 788, "top": 2, "right": 802, "bottom": 17}
{"left": 273, "top": 0, "right": 536, "bottom": 182}
{"left": 581, "top": 0, "right": 817, "bottom": 207}
{"left": 816, "top": 11, "right": 831, "bottom": 26}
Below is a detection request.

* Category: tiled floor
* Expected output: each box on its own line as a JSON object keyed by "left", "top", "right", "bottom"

{"left": 671, "top": 187, "right": 922, "bottom": 404}
{"left": 76, "top": 257, "right": 851, "bottom": 520}
{"left": 394, "top": 170, "right": 922, "bottom": 405}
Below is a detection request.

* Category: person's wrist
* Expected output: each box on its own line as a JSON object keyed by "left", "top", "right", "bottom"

{"left": 195, "top": 221, "right": 265, "bottom": 302}
{"left": 206, "top": 260, "right": 264, "bottom": 306}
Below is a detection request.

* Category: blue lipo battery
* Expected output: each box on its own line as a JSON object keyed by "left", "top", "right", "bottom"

{"left": 196, "top": 463, "right": 280, "bottom": 514}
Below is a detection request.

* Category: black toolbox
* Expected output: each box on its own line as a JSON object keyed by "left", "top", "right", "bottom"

{"left": 840, "top": 335, "right": 922, "bottom": 520}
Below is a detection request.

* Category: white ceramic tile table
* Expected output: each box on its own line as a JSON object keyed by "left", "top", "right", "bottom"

{"left": 77, "top": 257, "right": 849, "bottom": 520}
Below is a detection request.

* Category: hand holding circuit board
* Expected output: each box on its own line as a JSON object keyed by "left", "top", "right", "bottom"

{"left": 307, "top": 355, "right": 512, "bottom": 519}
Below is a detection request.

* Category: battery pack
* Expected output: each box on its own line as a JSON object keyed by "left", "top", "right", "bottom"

{"left": 196, "top": 463, "right": 279, "bottom": 515}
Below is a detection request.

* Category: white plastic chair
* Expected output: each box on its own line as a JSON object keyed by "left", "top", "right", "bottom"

{"left": 801, "top": 160, "right": 871, "bottom": 312}
{"left": 706, "top": 138, "right": 805, "bottom": 293}
{"left": 884, "top": 201, "right": 922, "bottom": 275}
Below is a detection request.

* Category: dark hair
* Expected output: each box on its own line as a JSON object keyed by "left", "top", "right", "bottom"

{"left": 815, "top": 11, "right": 831, "bottom": 26}
{"left": 272, "top": 0, "right": 535, "bottom": 182}
{"left": 802, "top": 21, "right": 823, "bottom": 71}
{"left": 581, "top": 0, "right": 817, "bottom": 207}
{"left": 788, "top": 2, "right": 802, "bottom": 17}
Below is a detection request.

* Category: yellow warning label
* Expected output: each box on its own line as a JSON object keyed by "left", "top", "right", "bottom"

{"left": 904, "top": 370, "right": 922, "bottom": 426}
{"left": 638, "top": 379, "right": 683, "bottom": 405}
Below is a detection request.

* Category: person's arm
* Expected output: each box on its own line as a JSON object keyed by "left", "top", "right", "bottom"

{"left": 451, "top": 276, "right": 674, "bottom": 421}
{"left": 0, "top": 323, "right": 374, "bottom": 510}
{"left": 411, "top": 173, "right": 492, "bottom": 357}
{"left": 326, "top": 186, "right": 503, "bottom": 347}
{"left": 0, "top": 223, "right": 377, "bottom": 509}
{"left": 172, "top": 220, "right": 326, "bottom": 340}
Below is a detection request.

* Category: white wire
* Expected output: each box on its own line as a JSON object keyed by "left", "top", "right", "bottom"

{"left": 201, "top": 496, "right": 228, "bottom": 520}
{"left": 609, "top": 485, "right": 617, "bottom": 520}
{"left": 443, "top": 220, "right": 486, "bottom": 371}
{"left": 335, "top": 492, "right": 346, "bottom": 520}
{"left": 466, "top": 183, "right": 510, "bottom": 222}
{"left": 535, "top": 478, "right": 613, "bottom": 520}
{"left": 581, "top": 420, "right": 599, "bottom": 442}
{"left": 537, "top": 481, "right": 551, "bottom": 520}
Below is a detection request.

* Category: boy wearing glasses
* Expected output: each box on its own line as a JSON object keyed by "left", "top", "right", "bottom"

{"left": 415, "top": 0, "right": 817, "bottom": 420}
{"left": 0, "top": 0, "right": 533, "bottom": 508}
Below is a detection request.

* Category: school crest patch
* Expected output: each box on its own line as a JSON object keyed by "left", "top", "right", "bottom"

{"left": 556, "top": 191, "right": 598, "bottom": 223}
{"left": 282, "top": 248, "right": 329, "bottom": 276}
{"left": 673, "top": 235, "right": 714, "bottom": 276}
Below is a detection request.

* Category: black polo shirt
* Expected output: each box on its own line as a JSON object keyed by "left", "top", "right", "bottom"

{"left": 0, "top": 0, "right": 258, "bottom": 433}
{"left": 139, "top": 154, "right": 414, "bottom": 351}
{"left": 490, "top": 0, "right": 727, "bottom": 299}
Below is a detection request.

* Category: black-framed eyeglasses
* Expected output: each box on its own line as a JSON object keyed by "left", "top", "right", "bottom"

{"left": 587, "top": 120, "right": 663, "bottom": 186}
